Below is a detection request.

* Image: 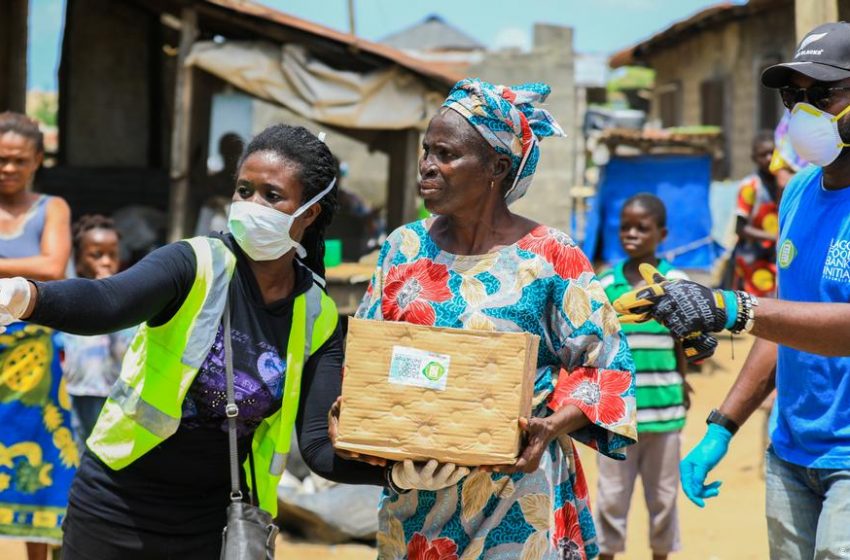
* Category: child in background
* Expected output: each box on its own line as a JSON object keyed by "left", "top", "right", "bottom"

{"left": 733, "top": 131, "right": 781, "bottom": 297}
{"left": 61, "top": 215, "right": 136, "bottom": 443}
{"left": 595, "top": 194, "right": 689, "bottom": 560}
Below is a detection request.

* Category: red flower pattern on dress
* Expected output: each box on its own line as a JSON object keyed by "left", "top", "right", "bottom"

{"left": 548, "top": 367, "right": 631, "bottom": 426}
{"left": 407, "top": 533, "right": 459, "bottom": 560}
{"left": 571, "top": 440, "right": 590, "bottom": 504}
{"left": 517, "top": 226, "right": 589, "bottom": 279}
{"left": 553, "top": 501, "right": 585, "bottom": 558}
{"left": 382, "top": 259, "right": 452, "bottom": 325}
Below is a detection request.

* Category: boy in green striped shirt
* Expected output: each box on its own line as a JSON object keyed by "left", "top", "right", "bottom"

{"left": 595, "top": 193, "right": 689, "bottom": 560}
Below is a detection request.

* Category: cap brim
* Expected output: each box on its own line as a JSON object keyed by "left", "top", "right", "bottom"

{"left": 761, "top": 61, "right": 850, "bottom": 88}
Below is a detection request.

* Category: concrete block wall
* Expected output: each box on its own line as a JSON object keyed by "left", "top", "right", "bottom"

{"left": 253, "top": 100, "right": 389, "bottom": 208}
{"left": 469, "top": 24, "right": 576, "bottom": 232}
{"left": 646, "top": 6, "right": 795, "bottom": 180}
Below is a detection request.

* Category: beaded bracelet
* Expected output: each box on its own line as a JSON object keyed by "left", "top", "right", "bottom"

{"left": 730, "top": 292, "right": 758, "bottom": 334}
{"left": 385, "top": 462, "right": 410, "bottom": 494}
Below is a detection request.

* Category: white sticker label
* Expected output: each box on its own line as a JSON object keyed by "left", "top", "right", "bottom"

{"left": 388, "top": 346, "right": 450, "bottom": 391}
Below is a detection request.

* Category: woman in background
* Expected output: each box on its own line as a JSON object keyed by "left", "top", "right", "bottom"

{"left": 0, "top": 111, "right": 72, "bottom": 560}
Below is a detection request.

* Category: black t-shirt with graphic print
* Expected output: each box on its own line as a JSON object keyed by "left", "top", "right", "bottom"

{"left": 31, "top": 234, "right": 384, "bottom": 534}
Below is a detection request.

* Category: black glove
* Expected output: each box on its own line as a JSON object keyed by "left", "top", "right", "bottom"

{"left": 612, "top": 264, "right": 732, "bottom": 339}
{"left": 681, "top": 332, "right": 719, "bottom": 363}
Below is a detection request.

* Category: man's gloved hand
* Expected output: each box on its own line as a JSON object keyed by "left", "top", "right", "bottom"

{"left": 681, "top": 332, "right": 719, "bottom": 363}
{"left": 0, "top": 277, "right": 32, "bottom": 332}
{"left": 680, "top": 423, "right": 732, "bottom": 507}
{"left": 613, "top": 263, "right": 736, "bottom": 338}
{"left": 391, "top": 459, "right": 470, "bottom": 491}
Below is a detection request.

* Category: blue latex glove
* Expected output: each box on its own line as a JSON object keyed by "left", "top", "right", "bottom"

{"left": 680, "top": 423, "right": 732, "bottom": 507}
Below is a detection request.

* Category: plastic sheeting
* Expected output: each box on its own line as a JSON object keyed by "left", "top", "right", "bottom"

{"left": 186, "top": 41, "right": 444, "bottom": 130}
{"left": 582, "top": 154, "right": 724, "bottom": 270}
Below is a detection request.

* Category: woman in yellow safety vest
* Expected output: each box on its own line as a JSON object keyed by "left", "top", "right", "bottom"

{"left": 0, "top": 124, "right": 387, "bottom": 559}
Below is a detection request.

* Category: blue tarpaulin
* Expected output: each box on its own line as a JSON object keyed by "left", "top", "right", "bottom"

{"left": 582, "top": 154, "right": 724, "bottom": 270}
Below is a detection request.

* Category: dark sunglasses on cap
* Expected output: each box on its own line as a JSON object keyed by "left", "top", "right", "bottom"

{"left": 779, "top": 85, "right": 850, "bottom": 111}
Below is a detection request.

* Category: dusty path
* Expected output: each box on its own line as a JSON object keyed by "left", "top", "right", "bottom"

{"left": 0, "top": 336, "right": 767, "bottom": 559}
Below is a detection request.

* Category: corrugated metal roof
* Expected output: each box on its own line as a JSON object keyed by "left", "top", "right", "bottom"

{"left": 200, "top": 0, "right": 463, "bottom": 86}
{"left": 381, "top": 14, "right": 485, "bottom": 52}
{"left": 608, "top": 0, "right": 782, "bottom": 68}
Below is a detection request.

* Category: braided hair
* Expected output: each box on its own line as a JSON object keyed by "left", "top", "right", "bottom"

{"left": 239, "top": 124, "right": 338, "bottom": 278}
{"left": 72, "top": 214, "right": 119, "bottom": 255}
{"left": 0, "top": 111, "right": 44, "bottom": 153}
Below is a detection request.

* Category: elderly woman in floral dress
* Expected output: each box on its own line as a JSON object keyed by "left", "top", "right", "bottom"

{"left": 349, "top": 79, "right": 637, "bottom": 560}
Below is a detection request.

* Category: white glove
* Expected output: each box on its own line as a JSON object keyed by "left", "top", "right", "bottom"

{"left": 391, "top": 459, "right": 470, "bottom": 491}
{"left": 0, "top": 277, "right": 32, "bottom": 330}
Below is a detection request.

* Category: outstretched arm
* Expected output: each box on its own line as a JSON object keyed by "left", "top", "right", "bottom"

{"left": 748, "top": 299, "right": 850, "bottom": 356}
{"left": 613, "top": 263, "right": 850, "bottom": 356}
{"left": 23, "top": 241, "right": 196, "bottom": 334}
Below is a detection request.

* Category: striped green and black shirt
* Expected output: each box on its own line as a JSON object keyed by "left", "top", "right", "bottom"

{"left": 599, "top": 259, "right": 687, "bottom": 433}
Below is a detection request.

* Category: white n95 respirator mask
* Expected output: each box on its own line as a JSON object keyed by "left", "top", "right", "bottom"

{"left": 227, "top": 177, "right": 336, "bottom": 261}
{"left": 788, "top": 102, "right": 850, "bottom": 167}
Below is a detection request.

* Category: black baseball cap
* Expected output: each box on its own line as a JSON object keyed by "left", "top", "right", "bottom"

{"left": 762, "top": 22, "right": 850, "bottom": 88}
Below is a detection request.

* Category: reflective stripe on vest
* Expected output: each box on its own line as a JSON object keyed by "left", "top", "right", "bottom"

{"left": 88, "top": 237, "right": 237, "bottom": 469}
{"left": 101, "top": 237, "right": 235, "bottom": 442}
{"left": 108, "top": 379, "right": 177, "bottom": 440}
{"left": 251, "top": 284, "right": 338, "bottom": 515}
{"left": 87, "top": 235, "right": 338, "bottom": 516}
{"left": 267, "top": 286, "right": 324, "bottom": 476}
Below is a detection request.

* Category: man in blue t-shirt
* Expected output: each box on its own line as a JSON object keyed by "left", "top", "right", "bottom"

{"left": 613, "top": 22, "right": 850, "bottom": 559}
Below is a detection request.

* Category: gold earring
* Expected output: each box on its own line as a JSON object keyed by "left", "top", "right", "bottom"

{"left": 489, "top": 180, "right": 495, "bottom": 191}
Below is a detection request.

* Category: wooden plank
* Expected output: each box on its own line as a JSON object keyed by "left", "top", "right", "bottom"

{"left": 795, "top": 0, "right": 838, "bottom": 41}
{"left": 0, "top": 0, "right": 28, "bottom": 113}
{"left": 166, "top": 7, "right": 198, "bottom": 242}
{"left": 385, "top": 129, "right": 420, "bottom": 232}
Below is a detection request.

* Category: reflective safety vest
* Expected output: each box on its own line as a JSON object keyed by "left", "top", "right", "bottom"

{"left": 87, "top": 236, "right": 338, "bottom": 515}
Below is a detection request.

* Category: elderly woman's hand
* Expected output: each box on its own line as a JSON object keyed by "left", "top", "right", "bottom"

{"left": 490, "top": 417, "right": 558, "bottom": 474}
{"left": 328, "top": 396, "right": 386, "bottom": 467}
{"left": 488, "top": 405, "right": 591, "bottom": 474}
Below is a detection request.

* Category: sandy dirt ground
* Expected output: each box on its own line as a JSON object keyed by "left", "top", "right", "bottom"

{"left": 0, "top": 335, "right": 768, "bottom": 559}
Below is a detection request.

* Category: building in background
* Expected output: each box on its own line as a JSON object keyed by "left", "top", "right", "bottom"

{"left": 609, "top": 0, "right": 795, "bottom": 179}
{"left": 381, "top": 14, "right": 485, "bottom": 76}
{"left": 4, "top": 0, "right": 457, "bottom": 249}
{"left": 378, "top": 18, "right": 578, "bottom": 232}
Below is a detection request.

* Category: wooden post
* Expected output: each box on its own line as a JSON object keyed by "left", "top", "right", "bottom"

{"left": 795, "top": 0, "right": 839, "bottom": 41}
{"left": 386, "top": 129, "right": 420, "bottom": 232}
{"left": 0, "top": 0, "right": 28, "bottom": 113}
{"left": 167, "top": 7, "right": 198, "bottom": 242}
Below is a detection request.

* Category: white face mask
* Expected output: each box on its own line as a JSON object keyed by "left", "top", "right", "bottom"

{"left": 788, "top": 102, "right": 850, "bottom": 167}
{"left": 227, "top": 178, "right": 336, "bottom": 261}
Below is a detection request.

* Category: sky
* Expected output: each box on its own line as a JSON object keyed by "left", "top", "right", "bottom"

{"left": 27, "top": 0, "right": 746, "bottom": 91}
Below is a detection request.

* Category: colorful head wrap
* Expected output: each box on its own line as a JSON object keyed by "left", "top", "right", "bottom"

{"left": 442, "top": 78, "right": 565, "bottom": 205}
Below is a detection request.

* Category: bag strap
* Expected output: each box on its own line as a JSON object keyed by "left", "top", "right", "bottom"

{"left": 223, "top": 298, "right": 243, "bottom": 503}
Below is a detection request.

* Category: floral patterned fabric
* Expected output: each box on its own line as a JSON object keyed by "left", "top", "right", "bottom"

{"left": 356, "top": 220, "right": 637, "bottom": 559}
{"left": 734, "top": 173, "right": 779, "bottom": 297}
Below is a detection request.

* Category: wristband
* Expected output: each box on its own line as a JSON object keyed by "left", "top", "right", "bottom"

{"left": 706, "top": 408, "right": 739, "bottom": 436}
{"left": 385, "top": 462, "right": 410, "bottom": 494}
{"left": 722, "top": 290, "right": 738, "bottom": 330}
{"left": 743, "top": 294, "right": 758, "bottom": 333}
{"left": 730, "top": 292, "right": 757, "bottom": 334}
